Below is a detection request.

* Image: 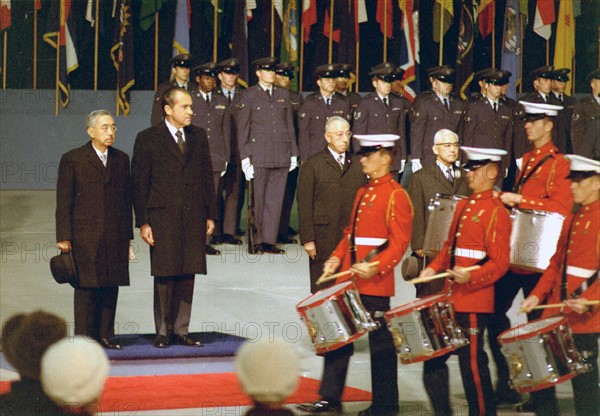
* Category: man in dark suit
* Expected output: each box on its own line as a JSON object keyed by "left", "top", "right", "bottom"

{"left": 297, "top": 116, "right": 367, "bottom": 293}
{"left": 132, "top": 87, "right": 217, "bottom": 348}
{"left": 571, "top": 68, "right": 600, "bottom": 160}
{"left": 236, "top": 57, "right": 299, "bottom": 254}
{"left": 354, "top": 63, "right": 408, "bottom": 177}
{"left": 407, "top": 128, "right": 470, "bottom": 297}
{"left": 56, "top": 110, "right": 132, "bottom": 350}
{"left": 150, "top": 54, "right": 194, "bottom": 127}
{"left": 410, "top": 66, "right": 465, "bottom": 171}
{"left": 191, "top": 61, "right": 231, "bottom": 255}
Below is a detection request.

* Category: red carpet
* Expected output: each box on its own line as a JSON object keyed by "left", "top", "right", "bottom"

{"left": 1, "top": 373, "right": 371, "bottom": 412}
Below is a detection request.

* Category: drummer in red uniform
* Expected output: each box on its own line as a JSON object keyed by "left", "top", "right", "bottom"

{"left": 298, "top": 134, "right": 413, "bottom": 416}
{"left": 417, "top": 147, "right": 512, "bottom": 416}
{"left": 521, "top": 155, "right": 599, "bottom": 416}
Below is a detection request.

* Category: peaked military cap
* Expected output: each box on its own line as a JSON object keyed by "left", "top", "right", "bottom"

{"left": 551, "top": 68, "right": 571, "bottom": 82}
{"left": 565, "top": 154, "right": 600, "bottom": 180}
{"left": 314, "top": 64, "right": 339, "bottom": 78}
{"left": 486, "top": 69, "right": 511, "bottom": 86}
{"left": 462, "top": 147, "right": 507, "bottom": 171}
{"left": 337, "top": 64, "right": 354, "bottom": 78}
{"left": 252, "top": 56, "right": 278, "bottom": 70}
{"left": 427, "top": 65, "right": 456, "bottom": 83}
{"left": 587, "top": 68, "right": 600, "bottom": 81}
{"left": 217, "top": 58, "right": 240, "bottom": 74}
{"left": 192, "top": 62, "right": 217, "bottom": 77}
{"left": 369, "top": 62, "right": 397, "bottom": 82}
{"left": 171, "top": 54, "right": 193, "bottom": 68}
{"left": 529, "top": 65, "right": 554, "bottom": 80}
{"left": 275, "top": 62, "right": 295, "bottom": 78}
{"left": 518, "top": 101, "right": 563, "bottom": 121}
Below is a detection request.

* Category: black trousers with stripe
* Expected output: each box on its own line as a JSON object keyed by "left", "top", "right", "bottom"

{"left": 423, "top": 312, "right": 496, "bottom": 416}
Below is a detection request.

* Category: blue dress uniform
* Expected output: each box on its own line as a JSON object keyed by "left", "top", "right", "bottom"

{"left": 410, "top": 67, "right": 465, "bottom": 166}
{"left": 236, "top": 58, "right": 298, "bottom": 249}
{"left": 423, "top": 148, "right": 511, "bottom": 416}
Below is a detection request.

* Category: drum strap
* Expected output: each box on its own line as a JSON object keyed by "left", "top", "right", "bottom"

{"left": 350, "top": 191, "right": 389, "bottom": 265}
{"left": 449, "top": 203, "right": 469, "bottom": 269}
{"left": 513, "top": 154, "right": 552, "bottom": 193}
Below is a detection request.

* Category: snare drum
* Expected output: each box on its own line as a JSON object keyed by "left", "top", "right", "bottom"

{"left": 385, "top": 293, "right": 468, "bottom": 364}
{"left": 423, "top": 194, "right": 465, "bottom": 255}
{"left": 296, "top": 281, "right": 379, "bottom": 354}
{"left": 509, "top": 208, "right": 565, "bottom": 272}
{"left": 498, "top": 316, "right": 590, "bottom": 393}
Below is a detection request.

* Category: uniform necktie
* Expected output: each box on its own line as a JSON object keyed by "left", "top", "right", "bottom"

{"left": 266, "top": 88, "right": 271, "bottom": 99}
{"left": 99, "top": 153, "right": 107, "bottom": 167}
{"left": 176, "top": 130, "right": 185, "bottom": 154}
{"left": 205, "top": 94, "right": 210, "bottom": 104}
{"left": 337, "top": 155, "right": 344, "bottom": 170}
{"left": 326, "top": 97, "right": 331, "bottom": 106}
{"left": 559, "top": 94, "right": 563, "bottom": 102}
{"left": 543, "top": 94, "right": 549, "bottom": 103}
{"left": 443, "top": 97, "right": 449, "bottom": 111}
{"left": 446, "top": 167, "right": 454, "bottom": 182}
{"left": 227, "top": 91, "right": 232, "bottom": 103}
{"left": 383, "top": 97, "right": 388, "bottom": 108}
{"left": 493, "top": 101, "right": 497, "bottom": 112}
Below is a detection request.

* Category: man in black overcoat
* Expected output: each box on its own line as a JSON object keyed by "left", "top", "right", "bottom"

{"left": 132, "top": 87, "right": 217, "bottom": 348}
{"left": 56, "top": 110, "right": 132, "bottom": 350}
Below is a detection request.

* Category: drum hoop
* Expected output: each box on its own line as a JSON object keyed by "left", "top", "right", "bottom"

{"left": 498, "top": 316, "right": 567, "bottom": 344}
{"left": 296, "top": 281, "right": 355, "bottom": 309}
{"left": 385, "top": 293, "right": 450, "bottom": 318}
{"left": 434, "top": 193, "right": 467, "bottom": 201}
{"left": 510, "top": 207, "right": 566, "bottom": 220}
{"left": 399, "top": 345, "right": 457, "bottom": 364}
{"left": 515, "top": 372, "right": 580, "bottom": 394}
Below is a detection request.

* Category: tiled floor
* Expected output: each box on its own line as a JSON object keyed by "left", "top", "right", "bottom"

{"left": 0, "top": 190, "right": 585, "bottom": 415}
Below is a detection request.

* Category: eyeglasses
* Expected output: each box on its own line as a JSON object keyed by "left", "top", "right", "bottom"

{"left": 95, "top": 125, "right": 117, "bottom": 132}
{"left": 329, "top": 131, "right": 352, "bottom": 139}
{"left": 435, "top": 142, "right": 460, "bottom": 149}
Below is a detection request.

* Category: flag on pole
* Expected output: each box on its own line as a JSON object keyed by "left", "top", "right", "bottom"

{"left": 376, "top": 0, "right": 393, "bottom": 38}
{"left": 302, "top": 0, "right": 316, "bottom": 42}
{"left": 139, "top": 0, "right": 164, "bottom": 31}
{"left": 173, "top": 0, "right": 190, "bottom": 55}
{"left": 533, "top": 0, "right": 555, "bottom": 40}
{"left": 323, "top": 8, "right": 340, "bottom": 43}
{"left": 337, "top": 0, "right": 356, "bottom": 67}
{"left": 43, "top": 0, "right": 79, "bottom": 108}
{"left": 399, "top": 0, "right": 419, "bottom": 96}
{"left": 455, "top": 0, "right": 475, "bottom": 100}
{"left": 111, "top": 0, "right": 135, "bottom": 115}
{"left": 280, "top": 0, "right": 299, "bottom": 90}
{"left": 355, "top": 0, "right": 367, "bottom": 38}
{"left": 433, "top": 0, "right": 453, "bottom": 43}
{"left": 501, "top": 0, "right": 522, "bottom": 100}
{"left": 1, "top": 0, "right": 11, "bottom": 31}
{"left": 232, "top": 0, "right": 249, "bottom": 87}
{"left": 477, "top": 0, "right": 494, "bottom": 38}
{"left": 553, "top": 0, "right": 575, "bottom": 94}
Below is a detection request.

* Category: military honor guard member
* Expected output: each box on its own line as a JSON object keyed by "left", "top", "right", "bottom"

{"left": 298, "top": 134, "right": 413, "bottom": 416}
{"left": 236, "top": 57, "right": 299, "bottom": 254}
{"left": 550, "top": 68, "right": 577, "bottom": 154}
{"left": 132, "top": 87, "right": 217, "bottom": 348}
{"left": 191, "top": 62, "right": 231, "bottom": 254}
{"left": 151, "top": 54, "right": 194, "bottom": 127}
{"left": 417, "top": 147, "right": 511, "bottom": 416}
{"left": 407, "top": 129, "right": 470, "bottom": 297}
{"left": 298, "top": 64, "right": 352, "bottom": 162}
{"left": 521, "top": 155, "right": 599, "bottom": 416}
{"left": 410, "top": 66, "right": 465, "bottom": 171}
{"left": 353, "top": 63, "right": 408, "bottom": 176}
{"left": 335, "top": 63, "right": 362, "bottom": 110}
{"left": 216, "top": 58, "right": 245, "bottom": 245}
{"left": 56, "top": 110, "right": 132, "bottom": 350}
{"left": 297, "top": 116, "right": 367, "bottom": 293}
{"left": 571, "top": 68, "right": 600, "bottom": 160}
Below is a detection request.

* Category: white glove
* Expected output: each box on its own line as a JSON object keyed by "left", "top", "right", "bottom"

{"left": 505, "top": 168, "right": 509, "bottom": 178}
{"left": 289, "top": 156, "right": 298, "bottom": 172}
{"left": 241, "top": 157, "right": 254, "bottom": 180}
{"left": 515, "top": 158, "right": 523, "bottom": 171}
{"left": 400, "top": 159, "right": 406, "bottom": 173}
{"left": 220, "top": 162, "right": 228, "bottom": 177}
{"left": 411, "top": 159, "right": 423, "bottom": 172}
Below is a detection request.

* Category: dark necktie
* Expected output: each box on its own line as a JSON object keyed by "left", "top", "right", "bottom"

{"left": 326, "top": 97, "right": 331, "bottom": 106}
{"left": 227, "top": 91, "right": 232, "bottom": 103}
{"left": 446, "top": 167, "right": 454, "bottom": 183}
{"left": 266, "top": 88, "right": 271, "bottom": 99}
{"left": 337, "top": 155, "right": 344, "bottom": 170}
{"left": 99, "top": 153, "right": 107, "bottom": 167}
{"left": 176, "top": 130, "right": 185, "bottom": 154}
{"left": 543, "top": 94, "right": 549, "bottom": 103}
{"left": 493, "top": 101, "right": 497, "bottom": 112}
{"left": 559, "top": 94, "right": 563, "bottom": 102}
{"left": 383, "top": 97, "right": 388, "bottom": 108}
{"left": 443, "top": 97, "right": 449, "bottom": 111}
{"left": 205, "top": 94, "right": 210, "bottom": 104}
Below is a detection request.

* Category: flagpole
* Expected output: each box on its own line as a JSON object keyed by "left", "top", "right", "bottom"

{"left": 546, "top": 39, "right": 549, "bottom": 66}
{"left": 270, "top": 0, "right": 275, "bottom": 57}
{"left": 2, "top": 32, "right": 6, "bottom": 90}
{"left": 55, "top": 2, "right": 62, "bottom": 116}
{"left": 213, "top": 0, "right": 219, "bottom": 61}
{"left": 33, "top": 2, "right": 38, "bottom": 90}
{"left": 300, "top": 23, "right": 305, "bottom": 91}
{"left": 439, "top": 7, "right": 444, "bottom": 66}
{"left": 491, "top": 1, "right": 495, "bottom": 69}
{"left": 154, "top": 13, "right": 159, "bottom": 90}
{"left": 383, "top": 0, "right": 387, "bottom": 62}
{"left": 355, "top": 38, "right": 360, "bottom": 92}
{"left": 94, "top": 0, "right": 99, "bottom": 90}
{"left": 519, "top": 13, "right": 523, "bottom": 94}
{"left": 328, "top": 0, "right": 334, "bottom": 63}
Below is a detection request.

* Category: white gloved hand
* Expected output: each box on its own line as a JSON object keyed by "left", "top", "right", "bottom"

{"left": 400, "top": 159, "right": 406, "bottom": 173}
{"left": 505, "top": 168, "right": 509, "bottom": 178}
{"left": 220, "top": 162, "right": 228, "bottom": 177}
{"left": 411, "top": 159, "right": 423, "bottom": 172}
{"left": 241, "top": 157, "right": 254, "bottom": 180}
{"left": 289, "top": 156, "right": 298, "bottom": 172}
{"left": 515, "top": 158, "right": 523, "bottom": 171}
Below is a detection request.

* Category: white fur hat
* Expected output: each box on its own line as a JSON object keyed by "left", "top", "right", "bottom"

{"left": 41, "top": 336, "right": 110, "bottom": 407}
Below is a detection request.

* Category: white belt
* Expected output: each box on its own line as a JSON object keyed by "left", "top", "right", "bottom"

{"left": 566, "top": 266, "right": 597, "bottom": 279}
{"left": 355, "top": 237, "right": 387, "bottom": 246}
{"left": 455, "top": 248, "right": 486, "bottom": 260}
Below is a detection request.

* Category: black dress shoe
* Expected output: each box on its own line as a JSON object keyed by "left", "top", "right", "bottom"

{"left": 357, "top": 406, "right": 399, "bottom": 416}
{"left": 98, "top": 337, "right": 122, "bottom": 350}
{"left": 277, "top": 235, "right": 297, "bottom": 244}
{"left": 173, "top": 334, "right": 203, "bottom": 347}
{"left": 296, "top": 399, "right": 342, "bottom": 414}
{"left": 153, "top": 335, "right": 169, "bottom": 348}
{"left": 206, "top": 245, "right": 221, "bottom": 255}
{"left": 220, "top": 234, "right": 243, "bottom": 245}
{"left": 495, "top": 386, "right": 521, "bottom": 406}
{"left": 248, "top": 243, "right": 264, "bottom": 254}
{"left": 261, "top": 243, "right": 284, "bottom": 254}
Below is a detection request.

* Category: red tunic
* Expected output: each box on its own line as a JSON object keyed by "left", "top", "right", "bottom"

{"left": 531, "top": 200, "right": 600, "bottom": 334}
{"left": 333, "top": 173, "right": 413, "bottom": 297}
{"left": 428, "top": 190, "right": 512, "bottom": 313}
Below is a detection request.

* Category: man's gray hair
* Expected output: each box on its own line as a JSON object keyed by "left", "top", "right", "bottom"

{"left": 86, "top": 110, "right": 112, "bottom": 129}
{"left": 325, "top": 116, "right": 350, "bottom": 132}
{"left": 433, "top": 129, "right": 459, "bottom": 145}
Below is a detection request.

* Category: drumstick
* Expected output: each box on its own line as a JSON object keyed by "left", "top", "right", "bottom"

{"left": 316, "top": 261, "right": 381, "bottom": 285}
{"left": 526, "top": 300, "right": 600, "bottom": 311}
{"left": 408, "top": 265, "right": 481, "bottom": 285}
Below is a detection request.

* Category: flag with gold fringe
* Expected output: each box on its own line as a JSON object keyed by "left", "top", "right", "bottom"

{"left": 111, "top": 0, "right": 135, "bottom": 116}
{"left": 553, "top": 0, "right": 575, "bottom": 94}
{"left": 433, "top": 0, "right": 453, "bottom": 43}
